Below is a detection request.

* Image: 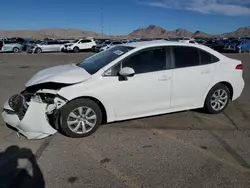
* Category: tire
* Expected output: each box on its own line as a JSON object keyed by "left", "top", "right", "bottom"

{"left": 35, "top": 48, "right": 42, "bottom": 54}
{"left": 13, "top": 47, "right": 19, "bottom": 53}
{"left": 59, "top": 98, "right": 102, "bottom": 138}
{"left": 73, "top": 47, "right": 80, "bottom": 53}
{"left": 204, "top": 84, "right": 230, "bottom": 114}
{"left": 237, "top": 48, "right": 242, "bottom": 53}
{"left": 91, "top": 46, "right": 96, "bottom": 52}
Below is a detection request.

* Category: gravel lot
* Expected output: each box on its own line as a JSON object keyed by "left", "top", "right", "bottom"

{"left": 0, "top": 52, "right": 250, "bottom": 188}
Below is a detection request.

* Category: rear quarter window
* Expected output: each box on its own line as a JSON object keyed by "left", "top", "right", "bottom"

{"left": 199, "top": 49, "right": 219, "bottom": 64}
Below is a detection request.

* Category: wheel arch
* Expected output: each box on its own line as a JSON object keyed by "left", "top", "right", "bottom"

{"left": 13, "top": 46, "right": 19, "bottom": 51}
{"left": 69, "top": 96, "right": 108, "bottom": 124}
{"left": 35, "top": 47, "right": 42, "bottom": 53}
{"left": 206, "top": 81, "right": 234, "bottom": 100}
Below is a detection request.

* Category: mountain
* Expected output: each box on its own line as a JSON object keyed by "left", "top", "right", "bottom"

{"left": 129, "top": 25, "right": 201, "bottom": 38}
{"left": 193, "top": 30, "right": 211, "bottom": 38}
{"left": 168, "top": 29, "right": 193, "bottom": 38}
{"left": 129, "top": 25, "right": 250, "bottom": 38}
{"left": 0, "top": 28, "right": 111, "bottom": 39}
{"left": 0, "top": 25, "right": 249, "bottom": 39}
{"left": 129, "top": 25, "right": 168, "bottom": 38}
{"left": 220, "top": 26, "right": 250, "bottom": 37}
{"left": 129, "top": 26, "right": 193, "bottom": 38}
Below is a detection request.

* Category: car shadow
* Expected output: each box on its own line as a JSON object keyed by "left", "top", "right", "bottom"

{"left": 0, "top": 146, "right": 45, "bottom": 188}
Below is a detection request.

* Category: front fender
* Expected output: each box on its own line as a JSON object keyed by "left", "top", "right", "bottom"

{"left": 58, "top": 87, "right": 116, "bottom": 123}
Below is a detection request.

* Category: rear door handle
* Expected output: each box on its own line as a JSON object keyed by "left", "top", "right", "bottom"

{"left": 158, "top": 76, "right": 171, "bottom": 81}
{"left": 201, "top": 69, "right": 210, "bottom": 74}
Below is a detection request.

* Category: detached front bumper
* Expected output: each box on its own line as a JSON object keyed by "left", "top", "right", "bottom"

{"left": 2, "top": 97, "right": 57, "bottom": 139}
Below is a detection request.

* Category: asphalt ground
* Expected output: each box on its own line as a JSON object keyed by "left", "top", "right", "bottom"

{"left": 0, "top": 52, "right": 250, "bottom": 188}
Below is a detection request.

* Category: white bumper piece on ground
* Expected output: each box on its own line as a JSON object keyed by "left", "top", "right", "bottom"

{"left": 2, "top": 100, "right": 57, "bottom": 139}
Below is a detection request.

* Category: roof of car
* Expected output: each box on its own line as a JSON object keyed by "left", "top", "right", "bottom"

{"left": 120, "top": 40, "right": 226, "bottom": 59}
{"left": 121, "top": 40, "right": 200, "bottom": 48}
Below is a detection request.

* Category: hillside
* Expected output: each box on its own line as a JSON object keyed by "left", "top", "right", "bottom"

{"left": 0, "top": 25, "right": 250, "bottom": 39}
{"left": 0, "top": 28, "right": 111, "bottom": 39}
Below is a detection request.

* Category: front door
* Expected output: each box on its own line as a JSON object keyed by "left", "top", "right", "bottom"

{"left": 101, "top": 47, "right": 173, "bottom": 120}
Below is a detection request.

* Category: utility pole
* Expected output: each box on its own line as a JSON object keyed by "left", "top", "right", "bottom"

{"left": 101, "top": 0, "right": 104, "bottom": 36}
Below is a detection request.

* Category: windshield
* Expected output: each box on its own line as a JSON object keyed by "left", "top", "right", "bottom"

{"left": 230, "top": 40, "right": 241, "bottom": 44}
{"left": 71, "top": 39, "right": 79, "bottom": 43}
{"left": 104, "top": 41, "right": 111, "bottom": 45}
{"left": 77, "top": 46, "right": 134, "bottom": 74}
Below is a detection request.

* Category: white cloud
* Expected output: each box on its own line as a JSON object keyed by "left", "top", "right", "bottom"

{"left": 139, "top": 0, "right": 250, "bottom": 16}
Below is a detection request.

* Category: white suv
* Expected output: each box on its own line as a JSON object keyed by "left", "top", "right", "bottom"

{"left": 63, "top": 38, "right": 96, "bottom": 53}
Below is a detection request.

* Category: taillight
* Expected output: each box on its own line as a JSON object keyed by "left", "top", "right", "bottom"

{"left": 236, "top": 64, "right": 243, "bottom": 70}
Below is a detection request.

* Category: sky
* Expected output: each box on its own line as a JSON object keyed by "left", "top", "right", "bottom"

{"left": 1, "top": 0, "right": 250, "bottom": 35}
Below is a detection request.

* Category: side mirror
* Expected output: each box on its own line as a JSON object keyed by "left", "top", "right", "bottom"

{"left": 119, "top": 67, "right": 135, "bottom": 77}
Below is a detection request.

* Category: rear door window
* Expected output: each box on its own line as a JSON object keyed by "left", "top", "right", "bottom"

{"left": 173, "top": 46, "right": 199, "bottom": 68}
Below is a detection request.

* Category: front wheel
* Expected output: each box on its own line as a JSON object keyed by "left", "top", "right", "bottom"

{"left": 35, "top": 48, "right": 42, "bottom": 54}
{"left": 60, "top": 99, "right": 102, "bottom": 138}
{"left": 13, "top": 47, "right": 19, "bottom": 53}
{"left": 73, "top": 47, "right": 80, "bottom": 53}
{"left": 204, "top": 84, "right": 230, "bottom": 114}
{"left": 91, "top": 46, "right": 96, "bottom": 52}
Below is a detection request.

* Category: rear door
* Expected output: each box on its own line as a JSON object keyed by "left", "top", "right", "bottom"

{"left": 170, "top": 46, "right": 218, "bottom": 109}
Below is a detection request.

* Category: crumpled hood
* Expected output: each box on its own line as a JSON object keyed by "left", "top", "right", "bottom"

{"left": 25, "top": 64, "right": 91, "bottom": 87}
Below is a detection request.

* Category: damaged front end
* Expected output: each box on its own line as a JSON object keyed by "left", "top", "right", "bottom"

{"left": 2, "top": 83, "right": 69, "bottom": 139}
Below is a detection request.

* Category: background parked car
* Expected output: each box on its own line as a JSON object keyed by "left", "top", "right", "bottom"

{"left": 224, "top": 39, "right": 250, "bottom": 53}
{"left": 95, "top": 40, "right": 111, "bottom": 52}
{"left": 62, "top": 38, "right": 96, "bottom": 53}
{"left": 99, "top": 41, "right": 124, "bottom": 52}
{"left": 204, "top": 40, "right": 227, "bottom": 52}
{"left": 0, "top": 40, "right": 23, "bottom": 53}
{"left": 27, "top": 40, "right": 67, "bottom": 54}
{"left": 23, "top": 40, "right": 40, "bottom": 51}
{"left": 238, "top": 39, "right": 250, "bottom": 53}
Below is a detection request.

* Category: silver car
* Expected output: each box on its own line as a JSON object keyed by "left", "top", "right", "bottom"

{"left": 0, "top": 40, "right": 23, "bottom": 53}
{"left": 27, "top": 41, "right": 67, "bottom": 54}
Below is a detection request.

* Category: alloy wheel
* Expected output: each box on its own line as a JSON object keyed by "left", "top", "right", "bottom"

{"left": 210, "top": 89, "right": 228, "bottom": 111}
{"left": 66, "top": 106, "right": 97, "bottom": 134}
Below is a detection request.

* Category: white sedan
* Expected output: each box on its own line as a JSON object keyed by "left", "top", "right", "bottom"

{"left": 2, "top": 41, "right": 245, "bottom": 139}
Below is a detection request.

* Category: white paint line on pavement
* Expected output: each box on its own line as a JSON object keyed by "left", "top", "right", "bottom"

{"left": 81, "top": 144, "right": 141, "bottom": 188}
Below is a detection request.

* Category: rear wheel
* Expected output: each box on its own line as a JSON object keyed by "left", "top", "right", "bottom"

{"left": 204, "top": 84, "right": 230, "bottom": 114}
{"left": 60, "top": 99, "right": 102, "bottom": 138}
{"left": 73, "top": 47, "right": 80, "bottom": 53}
{"left": 13, "top": 47, "right": 19, "bottom": 53}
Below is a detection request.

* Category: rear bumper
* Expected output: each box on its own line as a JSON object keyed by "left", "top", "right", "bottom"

{"left": 232, "top": 77, "right": 245, "bottom": 101}
{"left": 2, "top": 97, "right": 57, "bottom": 139}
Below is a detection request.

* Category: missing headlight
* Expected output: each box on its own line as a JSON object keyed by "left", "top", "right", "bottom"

{"left": 8, "top": 94, "right": 28, "bottom": 120}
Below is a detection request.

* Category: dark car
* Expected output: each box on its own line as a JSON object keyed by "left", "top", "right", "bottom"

{"left": 95, "top": 40, "right": 112, "bottom": 52}
{"left": 204, "top": 40, "right": 226, "bottom": 52}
